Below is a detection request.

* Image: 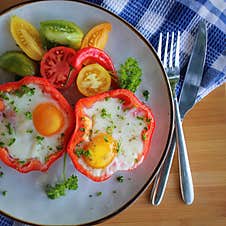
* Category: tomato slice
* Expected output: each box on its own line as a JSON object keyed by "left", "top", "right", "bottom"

{"left": 40, "top": 46, "right": 76, "bottom": 89}
{"left": 81, "top": 22, "right": 112, "bottom": 50}
{"left": 10, "top": 16, "right": 45, "bottom": 61}
{"left": 76, "top": 63, "right": 111, "bottom": 96}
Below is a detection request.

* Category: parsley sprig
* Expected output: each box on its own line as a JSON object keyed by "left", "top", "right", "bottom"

{"left": 45, "top": 153, "right": 78, "bottom": 199}
{"left": 118, "top": 57, "right": 142, "bottom": 92}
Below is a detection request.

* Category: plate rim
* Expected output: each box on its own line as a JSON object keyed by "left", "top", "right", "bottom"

{"left": 0, "top": 0, "right": 174, "bottom": 225}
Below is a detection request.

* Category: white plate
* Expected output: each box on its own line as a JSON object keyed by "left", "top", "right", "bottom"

{"left": 0, "top": 1, "right": 173, "bottom": 225}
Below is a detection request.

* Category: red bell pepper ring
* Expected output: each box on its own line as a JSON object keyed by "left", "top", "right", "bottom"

{"left": 72, "top": 47, "right": 118, "bottom": 88}
{"left": 67, "top": 89, "right": 155, "bottom": 182}
{"left": 0, "top": 77, "right": 75, "bottom": 173}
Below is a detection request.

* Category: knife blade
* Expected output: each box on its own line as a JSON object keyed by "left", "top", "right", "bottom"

{"left": 150, "top": 20, "right": 207, "bottom": 205}
{"left": 179, "top": 20, "right": 207, "bottom": 118}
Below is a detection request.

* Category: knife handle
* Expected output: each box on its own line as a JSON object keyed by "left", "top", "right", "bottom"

{"left": 174, "top": 97, "right": 194, "bottom": 205}
{"left": 150, "top": 131, "right": 176, "bottom": 205}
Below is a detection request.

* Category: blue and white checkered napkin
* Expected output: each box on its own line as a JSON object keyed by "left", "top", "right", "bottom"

{"left": 2, "top": 0, "right": 225, "bottom": 225}
{"left": 88, "top": 0, "right": 226, "bottom": 103}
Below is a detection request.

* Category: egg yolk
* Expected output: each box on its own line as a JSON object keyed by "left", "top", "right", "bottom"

{"left": 32, "top": 102, "right": 64, "bottom": 136}
{"left": 83, "top": 133, "right": 117, "bottom": 169}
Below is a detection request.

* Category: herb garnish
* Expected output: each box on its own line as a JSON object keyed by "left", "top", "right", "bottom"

{"left": 26, "top": 129, "right": 33, "bottom": 134}
{"left": 24, "top": 111, "right": 32, "bottom": 119}
{"left": 118, "top": 57, "right": 142, "bottom": 92}
{"left": 96, "top": 191, "right": 102, "bottom": 196}
{"left": 8, "top": 138, "right": 16, "bottom": 146}
{"left": 5, "top": 123, "right": 13, "bottom": 135}
{"left": 142, "top": 90, "right": 150, "bottom": 101}
{"left": 36, "top": 136, "right": 44, "bottom": 144}
{"left": 100, "top": 108, "right": 111, "bottom": 118}
{"left": 0, "top": 142, "right": 5, "bottom": 147}
{"left": 0, "top": 92, "right": 9, "bottom": 100}
{"left": 117, "top": 175, "right": 124, "bottom": 183}
{"left": 75, "top": 148, "right": 91, "bottom": 158}
{"left": 2, "top": 191, "right": 7, "bottom": 196}
{"left": 14, "top": 85, "right": 35, "bottom": 97}
{"left": 45, "top": 153, "right": 78, "bottom": 199}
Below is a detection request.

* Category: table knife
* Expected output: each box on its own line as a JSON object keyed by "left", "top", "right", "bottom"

{"left": 150, "top": 20, "right": 207, "bottom": 205}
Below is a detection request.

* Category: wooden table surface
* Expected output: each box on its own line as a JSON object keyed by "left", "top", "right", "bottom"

{"left": 1, "top": 1, "right": 226, "bottom": 226}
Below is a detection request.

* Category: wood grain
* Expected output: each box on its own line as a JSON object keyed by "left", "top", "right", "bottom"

{"left": 1, "top": 1, "right": 226, "bottom": 226}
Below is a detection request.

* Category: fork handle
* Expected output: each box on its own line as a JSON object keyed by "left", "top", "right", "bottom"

{"left": 150, "top": 131, "right": 176, "bottom": 205}
{"left": 174, "top": 97, "right": 194, "bottom": 205}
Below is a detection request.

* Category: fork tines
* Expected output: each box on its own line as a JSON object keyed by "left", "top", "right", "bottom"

{"left": 157, "top": 31, "right": 180, "bottom": 71}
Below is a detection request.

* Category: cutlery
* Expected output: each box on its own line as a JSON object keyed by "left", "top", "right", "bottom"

{"left": 150, "top": 21, "right": 207, "bottom": 205}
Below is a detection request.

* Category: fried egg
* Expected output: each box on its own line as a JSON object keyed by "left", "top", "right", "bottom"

{"left": 69, "top": 93, "right": 155, "bottom": 181}
{"left": 0, "top": 81, "right": 74, "bottom": 169}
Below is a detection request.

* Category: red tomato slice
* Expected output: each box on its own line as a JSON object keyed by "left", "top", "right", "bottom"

{"left": 40, "top": 46, "right": 76, "bottom": 89}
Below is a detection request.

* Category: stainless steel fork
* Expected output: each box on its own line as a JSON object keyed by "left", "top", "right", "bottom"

{"left": 150, "top": 31, "right": 193, "bottom": 205}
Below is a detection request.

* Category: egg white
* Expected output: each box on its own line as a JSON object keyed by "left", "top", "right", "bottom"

{"left": 77, "top": 97, "right": 147, "bottom": 177}
{"left": 0, "top": 84, "right": 68, "bottom": 163}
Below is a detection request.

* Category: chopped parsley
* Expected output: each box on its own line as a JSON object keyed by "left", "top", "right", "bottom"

{"left": 0, "top": 142, "right": 5, "bottom": 147}
{"left": 96, "top": 191, "right": 102, "bottom": 196}
{"left": 14, "top": 85, "right": 35, "bottom": 97}
{"left": 142, "top": 90, "right": 150, "bottom": 101}
{"left": 45, "top": 175, "right": 78, "bottom": 199}
{"left": 79, "top": 127, "right": 85, "bottom": 132}
{"left": 116, "top": 141, "right": 122, "bottom": 153}
{"left": 45, "top": 153, "right": 78, "bottom": 199}
{"left": 2, "top": 191, "right": 7, "bottom": 196}
{"left": 8, "top": 138, "right": 16, "bottom": 146}
{"left": 100, "top": 108, "right": 111, "bottom": 118}
{"left": 0, "top": 92, "right": 9, "bottom": 100}
{"left": 24, "top": 111, "right": 32, "bottom": 119}
{"left": 105, "top": 97, "right": 110, "bottom": 101}
{"left": 75, "top": 148, "right": 91, "bottom": 158}
{"left": 0, "top": 172, "right": 3, "bottom": 177}
{"left": 5, "top": 123, "right": 13, "bottom": 135}
{"left": 36, "top": 136, "right": 44, "bottom": 144}
{"left": 136, "top": 116, "right": 144, "bottom": 121}
{"left": 142, "top": 133, "right": 146, "bottom": 141}
{"left": 118, "top": 57, "right": 142, "bottom": 92}
{"left": 103, "top": 136, "right": 109, "bottom": 142}
{"left": 117, "top": 175, "right": 124, "bottom": 183}
{"left": 106, "top": 126, "right": 113, "bottom": 135}
{"left": 26, "top": 129, "right": 33, "bottom": 134}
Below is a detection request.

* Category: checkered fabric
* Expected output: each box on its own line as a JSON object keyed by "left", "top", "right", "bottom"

{"left": 2, "top": 0, "right": 225, "bottom": 225}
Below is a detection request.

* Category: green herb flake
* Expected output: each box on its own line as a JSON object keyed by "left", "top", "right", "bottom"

{"left": 8, "top": 138, "right": 16, "bottom": 146}
{"left": 118, "top": 57, "right": 142, "bottom": 92}
{"left": 142, "top": 133, "right": 146, "bottom": 141}
{"left": 142, "top": 90, "right": 150, "bottom": 101}
{"left": 96, "top": 191, "right": 102, "bottom": 196}
{"left": 0, "top": 171, "right": 4, "bottom": 177}
{"left": 75, "top": 148, "right": 91, "bottom": 158}
{"left": 5, "top": 123, "right": 13, "bottom": 135}
{"left": 116, "top": 175, "right": 124, "bottom": 183}
{"left": 14, "top": 85, "right": 35, "bottom": 97}
{"left": 45, "top": 174, "right": 78, "bottom": 200}
{"left": 112, "top": 190, "right": 117, "bottom": 194}
{"left": 89, "top": 194, "right": 93, "bottom": 197}
{"left": 26, "top": 129, "right": 33, "bottom": 134}
{"left": 116, "top": 141, "right": 122, "bottom": 153}
{"left": 24, "top": 111, "right": 32, "bottom": 120}
{"left": 19, "top": 160, "right": 26, "bottom": 164}
{"left": 0, "top": 142, "right": 5, "bottom": 147}
{"left": 36, "top": 136, "right": 44, "bottom": 144}
{"left": 2, "top": 191, "right": 7, "bottom": 196}
{"left": 105, "top": 97, "right": 110, "bottom": 101}
{"left": 0, "top": 92, "right": 9, "bottom": 100}
{"left": 79, "top": 127, "right": 85, "bottom": 132}
{"left": 136, "top": 116, "right": 144, "bottom": 121}
{"left": 100, "top": 108, "right": 111, "bottom": 118}
{"left": 106, "top": 126, "right": 113, "bottom": 135}
{"left": 103, "top": 136, "right": 109, "bottom": 142}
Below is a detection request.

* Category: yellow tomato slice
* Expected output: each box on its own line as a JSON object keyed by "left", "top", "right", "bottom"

{"left": 81, "top": 22, "right": 112, "bottom": 50}
{"left": 76, "top": 63, "right": 111, "bottom": 96}
{"left": 10, "top": 16, "right": 45, "bottom": 61}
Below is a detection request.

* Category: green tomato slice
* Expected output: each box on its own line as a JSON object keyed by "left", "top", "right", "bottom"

{"left": 40, "top": 20, "right": 84, "bottom": 49}
{"left": 0, "top": 51, "right": 37, "bottom": 76}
